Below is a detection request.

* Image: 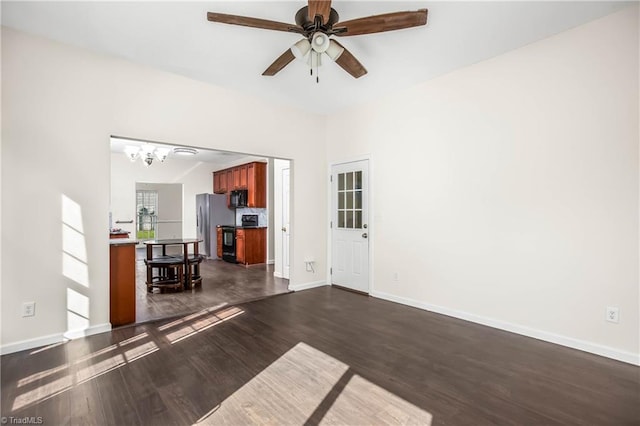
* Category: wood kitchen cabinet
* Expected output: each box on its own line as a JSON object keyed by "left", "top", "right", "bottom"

{"left": 226, "top": 169, "right": 233, "bottom": 191}
{"left": 232, "top": 168, "right": 239, "bottom": 190}
{"left": 109, "top": 241, "right": 136, "bottom": 326}
{"left": 212, "top": 161, "right": 266, "bottom": 207}
{"left": 247, "top": 162, "right": 266, "bottom": 208}
{"left": 235, "top": 229, "right": 245, "bottom": 264}
{"left": 216, "top": 226, "right": 223, "bottom": 259}
{"left": 235, "top": 228, "right": 266, "bottom": 265}
{"left": 232, "top": 165, "right": 248, "bottom": 190}
{"left": 213, "top": 171, "right": 227, "bottom": 194}
{"left": 239, "top": 164, "right": 248, "bottom": 188}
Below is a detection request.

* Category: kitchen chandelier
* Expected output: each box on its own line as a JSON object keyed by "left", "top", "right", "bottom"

{"left": 124, "top": 144, "right": 170, "bottom": 167}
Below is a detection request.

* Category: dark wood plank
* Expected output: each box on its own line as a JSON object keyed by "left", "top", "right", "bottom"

{"left": 134, "top": 247, "right": 290, "bottom": 323}
{"left": 2, "top": 287, "right": 638, "bottom": 425}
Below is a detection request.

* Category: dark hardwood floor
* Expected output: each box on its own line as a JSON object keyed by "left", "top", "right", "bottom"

{"left": 2, "top": 287, "right": 638, "bottom": 425}
{"left": 136, "top": 249, "right": 290, "bottom": 323}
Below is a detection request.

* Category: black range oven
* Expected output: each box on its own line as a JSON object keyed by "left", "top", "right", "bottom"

{"left": 221, "top": 226, "right": 236, "bottom": 262}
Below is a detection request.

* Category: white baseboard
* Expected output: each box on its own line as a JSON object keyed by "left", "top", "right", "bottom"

{"left": 371, "top": 290, "right": 640, "bottom": 366}
{"left": 1, "top": 333, "right": 66, "bottom": 356}
{"left": 274, "top": 271, "right": 283, "bottom": 278}
{"left": 1, "top": 323, "right": 113, "bottom": 356}
{"left": 64, "top": 323, "right": 112, "bottom": 340}
{"left": 267, "top": 259, "right": 275, "bottom": 265}
{"left": 289, "top": 280, "right": 328, "bottom": 292}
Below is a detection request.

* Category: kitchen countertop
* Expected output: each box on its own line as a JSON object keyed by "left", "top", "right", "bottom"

{"left": 215, "top": 225, "right": 267, "bottom": 229}
{"left": 109, "top": 239, "right": 138, "bottom": 246}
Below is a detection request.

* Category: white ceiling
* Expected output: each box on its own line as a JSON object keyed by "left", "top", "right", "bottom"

{"left": 1, "top": 1, "right": 630, "bottom": 114}
{"left": 110, "top": 136, "right": 265, "bottom": 166}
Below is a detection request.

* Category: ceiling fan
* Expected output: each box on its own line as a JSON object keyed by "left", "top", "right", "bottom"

{"left": 207, "top": 1, "right": 428, "bottom": 80}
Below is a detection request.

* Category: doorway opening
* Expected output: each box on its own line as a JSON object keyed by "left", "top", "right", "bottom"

{"left": 109, "top": 136, "right": 292, "bottom": 323}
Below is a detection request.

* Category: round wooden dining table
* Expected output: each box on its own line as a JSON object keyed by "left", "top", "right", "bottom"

{"left": 143, "top": 238, "right": 203, "bottom": 289}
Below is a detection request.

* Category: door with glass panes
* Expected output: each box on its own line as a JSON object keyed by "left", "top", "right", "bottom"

{"left": 331, "top": 160, "right": 369, "bottom": 293}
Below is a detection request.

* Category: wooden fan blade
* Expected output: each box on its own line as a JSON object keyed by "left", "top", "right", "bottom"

{"left": 262, "top": 49, "right": 296, "bottom": 76}
{"left": 334, "top": 9, "right": 428, "bottom": 36}
{"left": 331, "top": 40, "right": 367, "bottom": 79}
{"left": 207, "top": 12, "right": 303, "bottom": 34}
{"left": 308, "top": 0, "right": 332, "bottom": 24}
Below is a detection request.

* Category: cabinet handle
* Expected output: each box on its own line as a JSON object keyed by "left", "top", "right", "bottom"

{"left": 362, "top": 232, "right": 368, "bottom": 239}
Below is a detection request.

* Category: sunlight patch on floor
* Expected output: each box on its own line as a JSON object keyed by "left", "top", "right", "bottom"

{"left": 324, "top": 373, "right": 433, "bottom": 425}
{"left": 12, "top": 375, "right": 73, "bottom": 412}
{"left": 158, "top": 303, "right": 228, "bottom": 331}
{"left": 12, "top": 332, "right": 155, "bottom": 411}
{"left": 10, "top": 305, "right": 246, "bottom": 413}
{"left": 166, "top": 307, "right": 244, "bottom": 344}
{"left": 76, "top": 354, "right": 126, "bottom": 384}
{"left": 196, "top": 342, "right": 432, "bottom": 425}
{"left": 17, "top": 365, "right": 69, "bottom": 388}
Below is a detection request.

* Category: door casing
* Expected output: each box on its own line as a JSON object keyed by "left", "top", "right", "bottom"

{"left": 328, "top": 156, "right": 373, "bottom": 294}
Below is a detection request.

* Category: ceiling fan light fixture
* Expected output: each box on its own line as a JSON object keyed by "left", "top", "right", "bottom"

{"left": 307, "top": 51, "right": 322, "bottom": 68}
{"left": 207, "top": 3, "right": 428, "bottom": 79}
{"left": 291, "top": 38, "right": 311, "bottom": 59}
{"left": 311, "top": 32, "right": 330, "bottom": 53}
{"left": 325, "top": 39, "right": 344, "bottom": 61}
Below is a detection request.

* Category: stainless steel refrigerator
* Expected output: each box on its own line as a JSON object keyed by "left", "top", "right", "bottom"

{"left": 196, "top": 193, "right": 235, "bottom": 258}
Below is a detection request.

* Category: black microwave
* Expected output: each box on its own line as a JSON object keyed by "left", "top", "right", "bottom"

{"left": 229, "top": 189, "right": 248, "bottom": 208}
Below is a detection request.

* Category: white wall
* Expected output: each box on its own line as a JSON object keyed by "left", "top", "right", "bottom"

{"left": 111, "top": 153, "right": 214, "bottom": 240}
{"left": 327, "top": 7, "right": 639, "bottom": 362}
{"left": 1, "top": 27, "right": 327, "bottom": 350}
{"left": 2, "top": 6, "right": 637, "bottom": 364}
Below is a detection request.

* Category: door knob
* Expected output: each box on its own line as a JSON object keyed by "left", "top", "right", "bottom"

{"left": 282, "top": 227, "right": 287, "bottom": 232}
{"left": 362, "top": 232, "right": 368, "bottom": 239}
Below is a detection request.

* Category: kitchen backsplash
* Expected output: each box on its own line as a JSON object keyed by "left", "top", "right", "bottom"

{"left": 236, "top": 208, "right": 268, "bottom": 227}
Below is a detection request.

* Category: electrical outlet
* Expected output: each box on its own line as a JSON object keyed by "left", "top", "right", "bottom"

{"left": 606, "top": 307, "right": 619, "bottom": 323}
{"left": 22, "top": 302, "right": 36, "bottom": 317}
{"left": 393, "top": 272, "right": 399, "bottom": 282}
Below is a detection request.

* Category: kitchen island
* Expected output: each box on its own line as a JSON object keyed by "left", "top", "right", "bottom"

{"left": 109, "top": 239, "right": 137, "bottom": 326}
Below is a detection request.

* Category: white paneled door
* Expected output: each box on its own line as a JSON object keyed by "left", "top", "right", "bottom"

{"left": 331, "top": 160, "right": 369, "bottom": 293}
